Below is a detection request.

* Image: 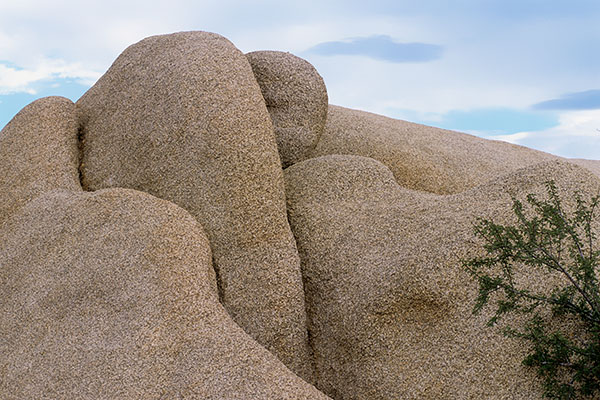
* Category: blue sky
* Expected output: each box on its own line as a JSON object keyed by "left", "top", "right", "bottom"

{"left": 1, "top": 0, "right": 599, "bottom": 159}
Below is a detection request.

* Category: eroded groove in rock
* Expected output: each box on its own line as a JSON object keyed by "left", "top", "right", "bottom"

{"left": 0, "top": 96, "right": 81, "bottom": 225}
{"left": 76, "top": 31, "right": 314, "bottom": 381}
{"left": 76, "top": 119, "right": 87, "bottom": 190}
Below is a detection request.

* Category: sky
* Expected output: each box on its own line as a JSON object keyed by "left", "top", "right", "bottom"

{"left": 0, "top": 0, "right": 599, "bottom": 159}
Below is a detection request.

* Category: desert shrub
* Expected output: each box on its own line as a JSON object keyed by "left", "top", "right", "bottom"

{"left": 464, "top": 181, "right": 600, "bottom": 399}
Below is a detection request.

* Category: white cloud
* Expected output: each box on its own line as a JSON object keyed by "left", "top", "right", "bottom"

{"left": 0, "top": 31, "right": 16, "bottom": 52}
{"left": 485, "top": 110, "right": 600, "bottom": 159}
{"left": 480, "top": 131, "right": 535, "bottom": 145}
{"left": 0, "top": 2, "right": 595, "bottom": 114}
{"left": 0, "top": 0, "right": 597, "bottom": 159}
{"left": 0, "top": 59, "right": 102, "bottom": 95}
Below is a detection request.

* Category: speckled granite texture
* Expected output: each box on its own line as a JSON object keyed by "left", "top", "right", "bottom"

{"left": 76, "top": 31, "right": 313, "bottom": 381}
{"left": 0, "top": 189, "right": 329, "bottom": 399}
{"left": 311, "top": 105, "right": 558, "bottom": 194}
{"left": 0, "top": 96, "right": 80, "bottom": 225}
{"left": 285, "top": 156, "right": 600, "bottom": 399}
{"left": 1, "top": 30, "right": 599, "bottom": 399}
{"left": 247, "top": 50, "right": 328, "bottom": 168}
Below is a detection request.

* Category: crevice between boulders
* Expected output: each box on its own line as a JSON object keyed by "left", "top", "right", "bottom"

{"left": 76, "top": 118, "right": 88, "bottom": 192}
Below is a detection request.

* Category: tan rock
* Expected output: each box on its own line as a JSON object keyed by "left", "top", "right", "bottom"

{"left": 0, "top": 188, "right": 330, "bottom": 400}
{"left": 0, "top": 96, "right": 81, "bottom": 225}
{"left": 76, "top": 31, "right": 313, "bottom": 380}
{"left": 310, "top": 105, "right": 556, "bottom": 194}
{"left": 568, "top": 158, "right": 600, "bottom": 178}
{"left": 285, "top": 155, "right": 600, "bottom": 399}
{"left": 3, "top": 31, "right": 599, "bottom": 399}
{"left": 247, "top": 51, "right": 328, "bottom": 168}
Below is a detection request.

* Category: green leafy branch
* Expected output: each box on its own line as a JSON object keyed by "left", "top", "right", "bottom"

{"left": 464, "top": 181, "right": 600, "bottom": 399}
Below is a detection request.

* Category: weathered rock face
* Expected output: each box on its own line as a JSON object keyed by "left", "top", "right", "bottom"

{"left": 0, "top": 188, "right": 330, "bottom": 400}
{"left": 285, "top": 156, "right": 600, "bottom": 399}
{"left": 2, "top": 30, "right": 599, "bottom": 400}
{"left": 76, "top": 31, "right": 313, "bottom": 380}
{"left": 569, "top": 158, "right": 600, "bottom": 178}
{"left": 310, "top": 105, "right": 556, "bottom": 194}
{"left": 0, "top": 96, "right": 81, "bottom": 225}
{"left": 247, "top": 50, "right": 328, "bottom": 168}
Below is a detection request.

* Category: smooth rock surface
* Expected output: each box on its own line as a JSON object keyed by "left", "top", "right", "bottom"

{"left": 0, "top": 188, "right": 330, "bottom": 400}
{"left": 0, "top": 96, "right": 81, "bottom": 225}
{"left": 247, "top": 50, "right": 328, "bottom": 168}
{"left": 310, "top": 105, "right": 557, "bottom": 194}
{"left": 285, "top": 155, "right": 600, "bottom": 399}
{"left": 76, "top": 31, "right": 313, "bottom": 380}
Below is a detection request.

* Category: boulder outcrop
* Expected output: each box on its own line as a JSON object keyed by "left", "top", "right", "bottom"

{"left": 0, "top": 96, "right": 81, "bottom": 225}
{"left": 0, "top": 188, "right": 329, "bottom": 399}
{"left": 76, "top": 31, "right": 313, "bottom": 380}
{"left": 285, "top": 156, "right": 600, "bottom": 399}
{"left": 310, "top": 105, "right": 556, "bottom": 194}
{"left": 247, "top": 50, "right": 328, "bottom": 167}
{"left": 1, "top": 30, "right": 598, "bottom": 400}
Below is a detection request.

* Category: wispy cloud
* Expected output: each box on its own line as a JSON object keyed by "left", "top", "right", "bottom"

{"left": 305, "top": 35, "right": 443, "bottom": 63}
{"left": 532, "top": 89, "right": 600, "bottom": 111}
{"left": 0, "top": 59, "right": 101, "bottom": 95}
{"left": 491, "top": 110, "right": 600, "bottom": 159}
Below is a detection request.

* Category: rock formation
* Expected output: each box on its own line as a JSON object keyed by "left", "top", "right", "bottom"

{"left": 1, "top": 30, "right": 599, "bottom": 399}
{"left": 285, "top": 156, "right": 599, "bottom": 399}
{"left": 0, "top": 189, "right": 327, "bottom": 399}
{"left": 247, "top": 50, "right": 328, "bottom": 168}
{"left": 0, "top": 96, "right": 80, "bottom": 225}
{"left": 311, "top": 105, "right": 556, "bottom": 194}
{"left": 76, "top": 31, "right": 313, "bottom": 381}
